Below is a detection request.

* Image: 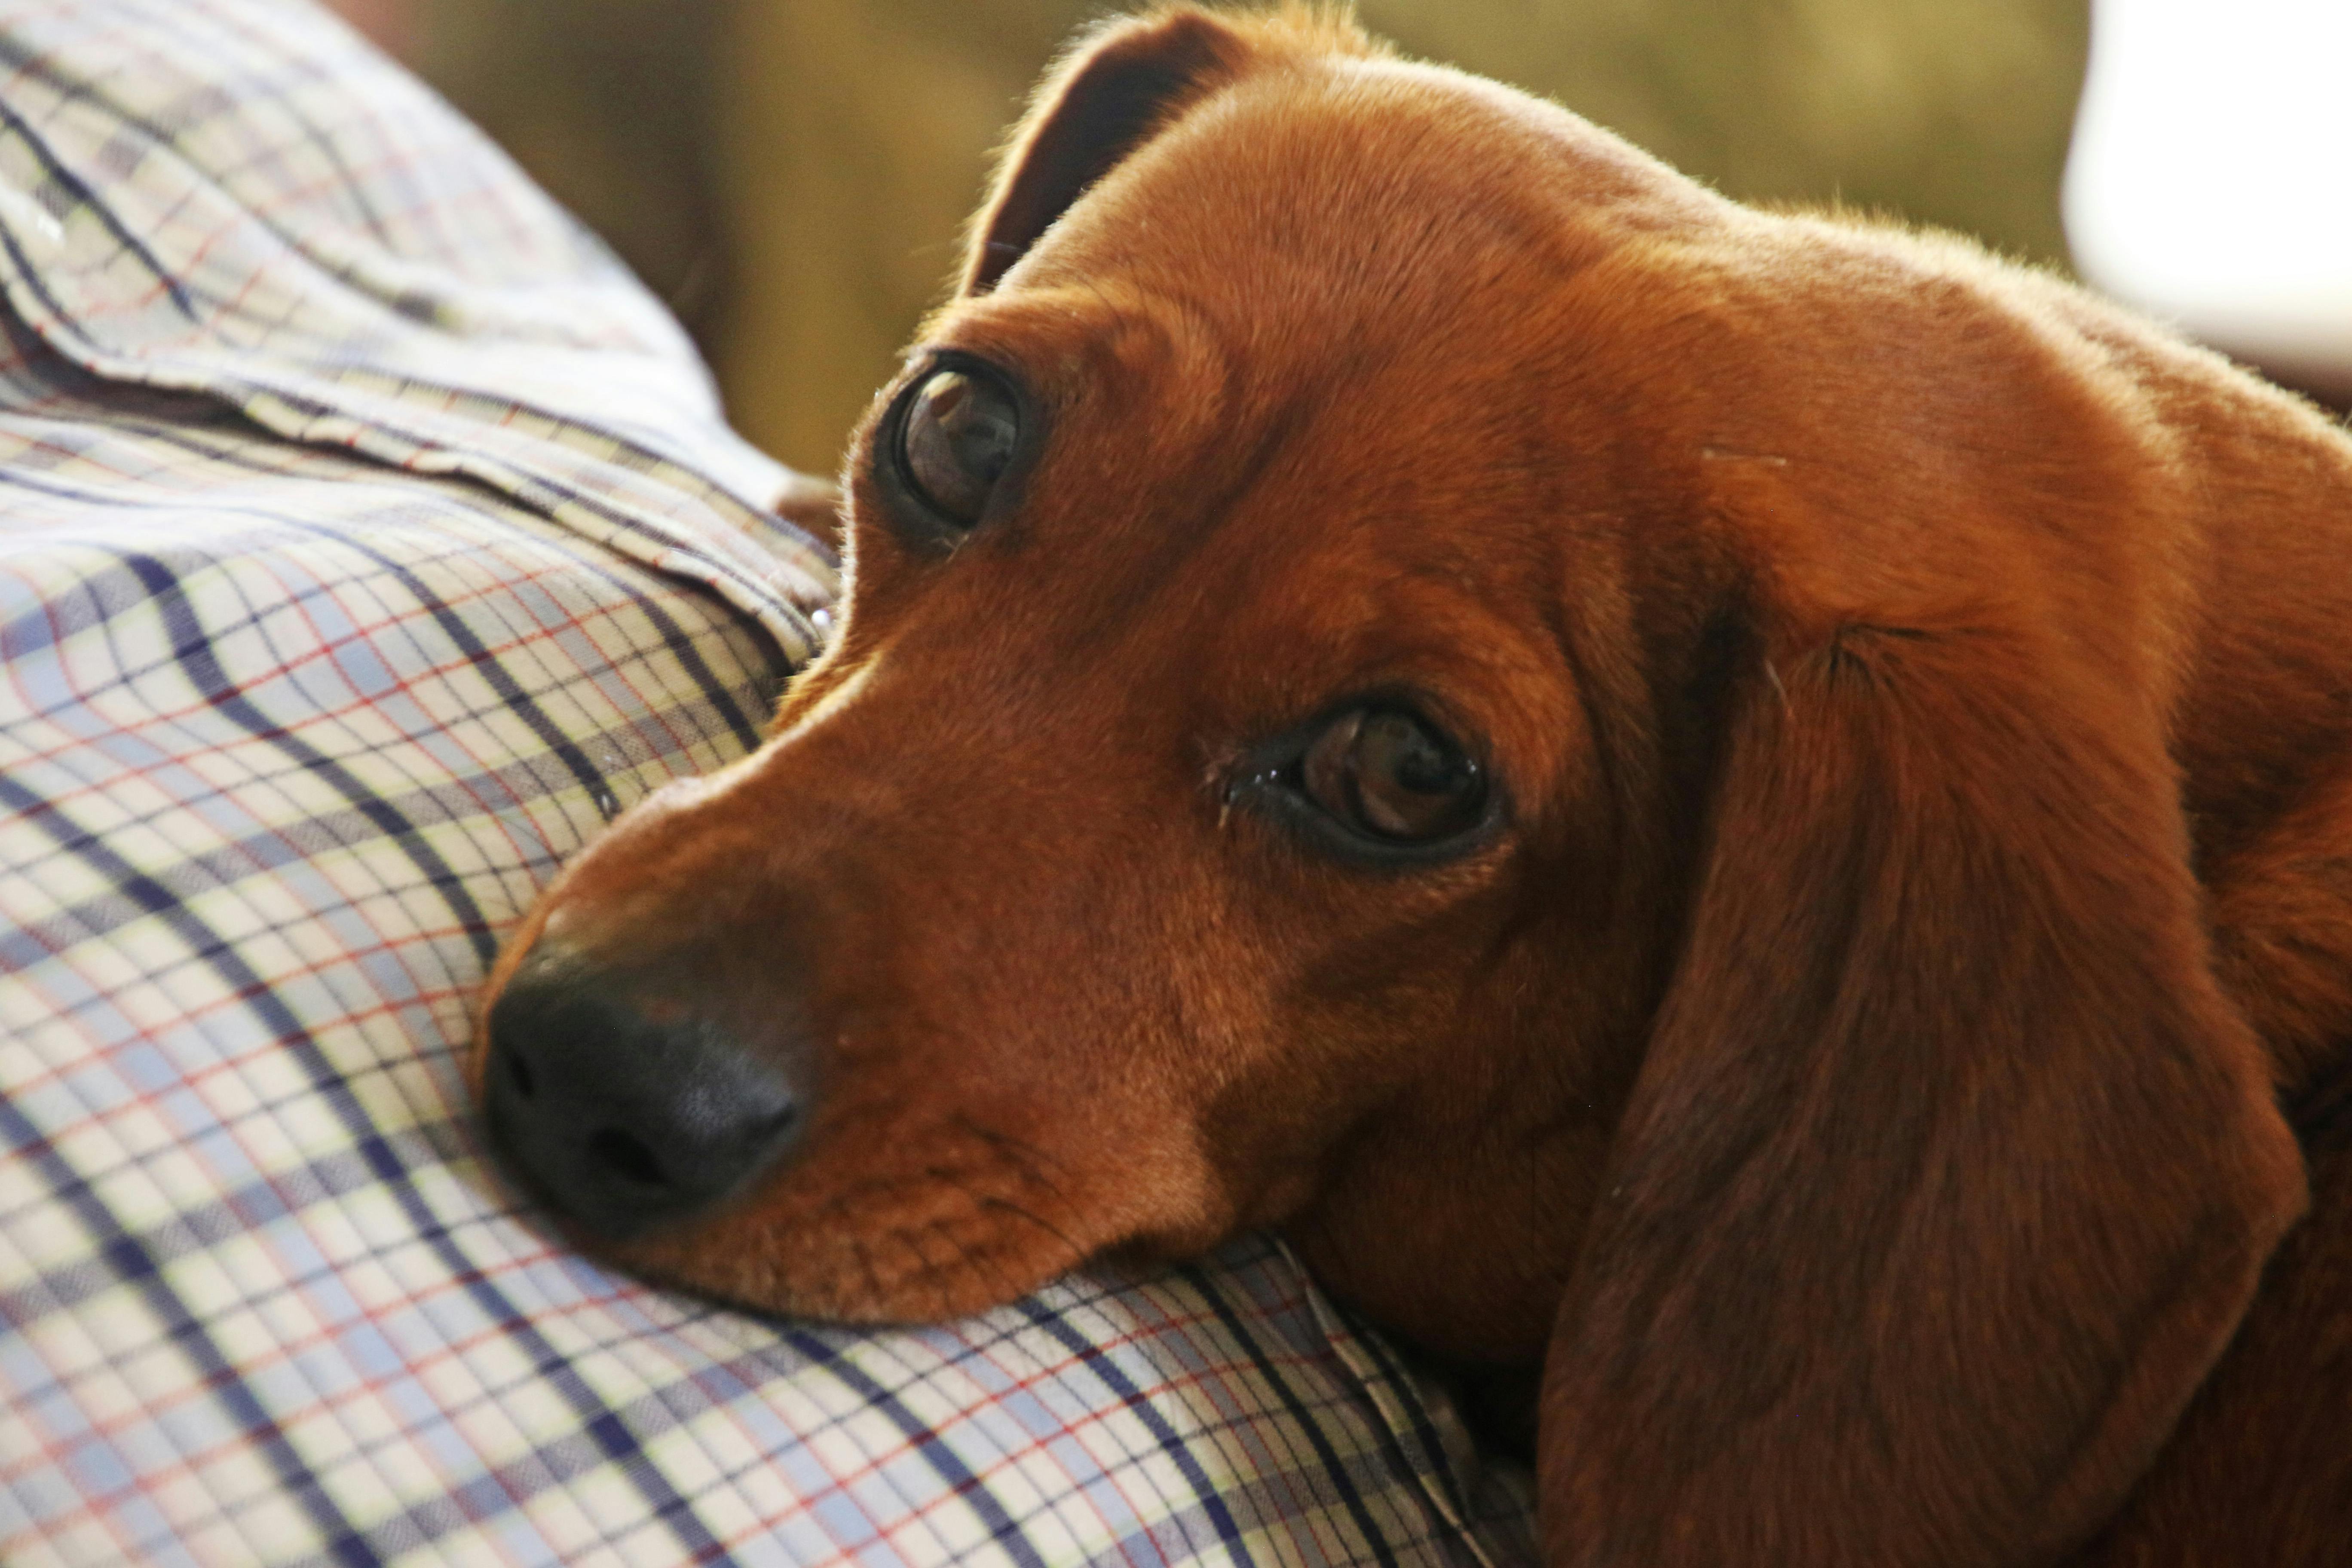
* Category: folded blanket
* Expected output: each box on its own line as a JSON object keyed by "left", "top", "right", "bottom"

{"left": 0, "top": 3, "right": 1536, "bottom": 1564}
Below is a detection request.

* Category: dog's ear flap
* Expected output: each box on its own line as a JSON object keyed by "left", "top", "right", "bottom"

{"left": 960, "top": 8, "right": 1253, "bottom": 296}
{"left": 1542, "top": 590, "right": 2308, "bottom": 1565}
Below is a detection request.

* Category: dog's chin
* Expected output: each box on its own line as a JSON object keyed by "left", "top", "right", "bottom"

{"left": 597, "top": 1212, "right": 1081, "bottom": 1325}
{"left": 573, "top": 1154, "right": 1255, "bottom": 1324}
{"left": 574, "top": 1149, "right": 1224, "bottom": 1324}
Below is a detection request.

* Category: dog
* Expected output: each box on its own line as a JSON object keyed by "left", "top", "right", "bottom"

{"left": 473, "top": 6, "right": 2352, "bottom": 1563}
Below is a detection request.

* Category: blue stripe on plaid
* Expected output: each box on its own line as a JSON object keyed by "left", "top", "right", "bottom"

{"left": 0, "top": 90, "right": 199, "bottom": 324}
{"left": 0, "top": 1084, "right": 382, "bottom": 1568}
{"left": 0, "top": 5, "right": 830, "bottom": 661}
{"left": 1340, "top": 1317, "right": 1481, "bottom": 1532}
{"left": 1193, "top": 1285, "right": 1404, "bottom": 1568}
{"left": 1015, "top": 1302, "right": 1259, "bottom": 1566}
{"left": 0, "top": 748, "right": 737, "bottom": 1567}
{"left": 776, "top": 1329, "right": 1054, "bottom": 1568}
{"left": 0, "top": 27, "right": 403, "bottom": 260}
{"left": 9, "top": 392, "right": 772, "bottom": 776}
{"left": 122, "top": 549, "right": 503, "bottom": 971}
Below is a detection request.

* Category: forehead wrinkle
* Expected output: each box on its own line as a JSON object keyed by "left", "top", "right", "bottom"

{"left": 1029, "top": 322, "right": 1559, "bottom": 709}
{"left": 1533, "top": 579, "right": 1629, "bottom": 855}
{"left": 928, "top": 278, "right": 1180, "bottom": 402}
{"left": 946, "top": 260, "right": 1323, "bottom": 662}
{"left": 938, "top": 262, "right": 1282, "bottom": 516}
{"left": 1201, "top": 519, "right": 1578, "bottom": 739}
{"left": 1039, "top": 372, "right": 1322, "bottom": 671}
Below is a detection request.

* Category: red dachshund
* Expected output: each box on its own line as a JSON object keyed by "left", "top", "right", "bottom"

{"left": 475, "top": 8, "right": 2352, "bottom": 1563}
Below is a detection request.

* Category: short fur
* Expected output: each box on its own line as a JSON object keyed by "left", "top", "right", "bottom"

{"left": 477, "top": 8, "right": 2352, "bottom": 1563}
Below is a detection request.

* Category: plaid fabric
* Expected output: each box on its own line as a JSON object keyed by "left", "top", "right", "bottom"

{"left": 0, "top": 4, "right": 1541, "bottom": 1565}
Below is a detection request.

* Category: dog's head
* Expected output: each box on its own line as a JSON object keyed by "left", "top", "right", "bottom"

{"left": 476, "top": 8, "right": 2304, "bottom": 1563}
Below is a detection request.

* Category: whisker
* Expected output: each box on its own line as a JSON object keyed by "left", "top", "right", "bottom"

{"left": 950, "top": 1113, "right": 1075, "bottom": 1201}
{"left": 951, "top": 1112, "right": 1071, "bottom": 1173}
{"left": 931, "top": 1163, "right": 1090, "bottom": 1272}
{"left": 896, "top": 1224, "right": 959, "bottom": 1322}
{"left": 983, "top": 1196, "right": 1088, "bottom": 1272}
{"left": 850, "top": 1234, "right": 887, "bottom": 1312}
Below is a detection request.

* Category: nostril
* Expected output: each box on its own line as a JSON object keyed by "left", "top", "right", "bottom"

{"left": 587, "top": 1125, "right": 668, "bottom": 1189}
{"left": 483, "top": 962, "right": 808, "bottom": 1237}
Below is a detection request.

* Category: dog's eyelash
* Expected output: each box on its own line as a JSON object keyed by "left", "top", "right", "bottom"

{"left": 1225, "top": 757, "right": 1295, "bottom": 805}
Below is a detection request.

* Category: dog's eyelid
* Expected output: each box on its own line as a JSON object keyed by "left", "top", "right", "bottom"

{"left": 903, "top": 346, "right": 1037, "bottom": 405}
{"left": 1222, "top": 755, "right": 1295, "bottom": 808}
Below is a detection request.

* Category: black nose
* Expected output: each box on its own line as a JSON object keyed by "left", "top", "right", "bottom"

{"left": 482, "top": 956, "right": 803, "bottom": 1242}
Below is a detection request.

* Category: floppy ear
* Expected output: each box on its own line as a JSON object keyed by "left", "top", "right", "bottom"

{"left": 1540, "top": 588, "right": 2307, "bottom": 1565}
{"left": 959, "top": 7, "right": 1256, "bottom": 296}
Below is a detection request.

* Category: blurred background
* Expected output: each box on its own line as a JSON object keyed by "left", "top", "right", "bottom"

{"left": 326, "top": 0, "right": 2097, "bottom": 478}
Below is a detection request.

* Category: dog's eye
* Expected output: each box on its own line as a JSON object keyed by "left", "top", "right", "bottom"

{"left": 894, "top": 367, "right": 1019, "bottom": 528}
{"left": 1298, "top": 707, "right": 1486, "bottom": 844}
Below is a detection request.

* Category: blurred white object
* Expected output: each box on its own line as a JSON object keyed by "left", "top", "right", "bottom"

{"left": 2064, "top": 0, "right": 2352, "bottom": 397}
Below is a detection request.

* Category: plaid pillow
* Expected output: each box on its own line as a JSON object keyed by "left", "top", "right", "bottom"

{"left": 0, "top": 3, "right": 1540, "bottom": 1564}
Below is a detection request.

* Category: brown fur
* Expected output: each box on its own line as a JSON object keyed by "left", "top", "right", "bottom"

{"left": 475, "top": 8, "right": 2352, "bottom": 1563}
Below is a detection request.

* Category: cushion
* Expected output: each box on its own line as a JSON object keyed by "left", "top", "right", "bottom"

{"left": 0, "top": 4, "right": 1539, "bottom": 1564}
